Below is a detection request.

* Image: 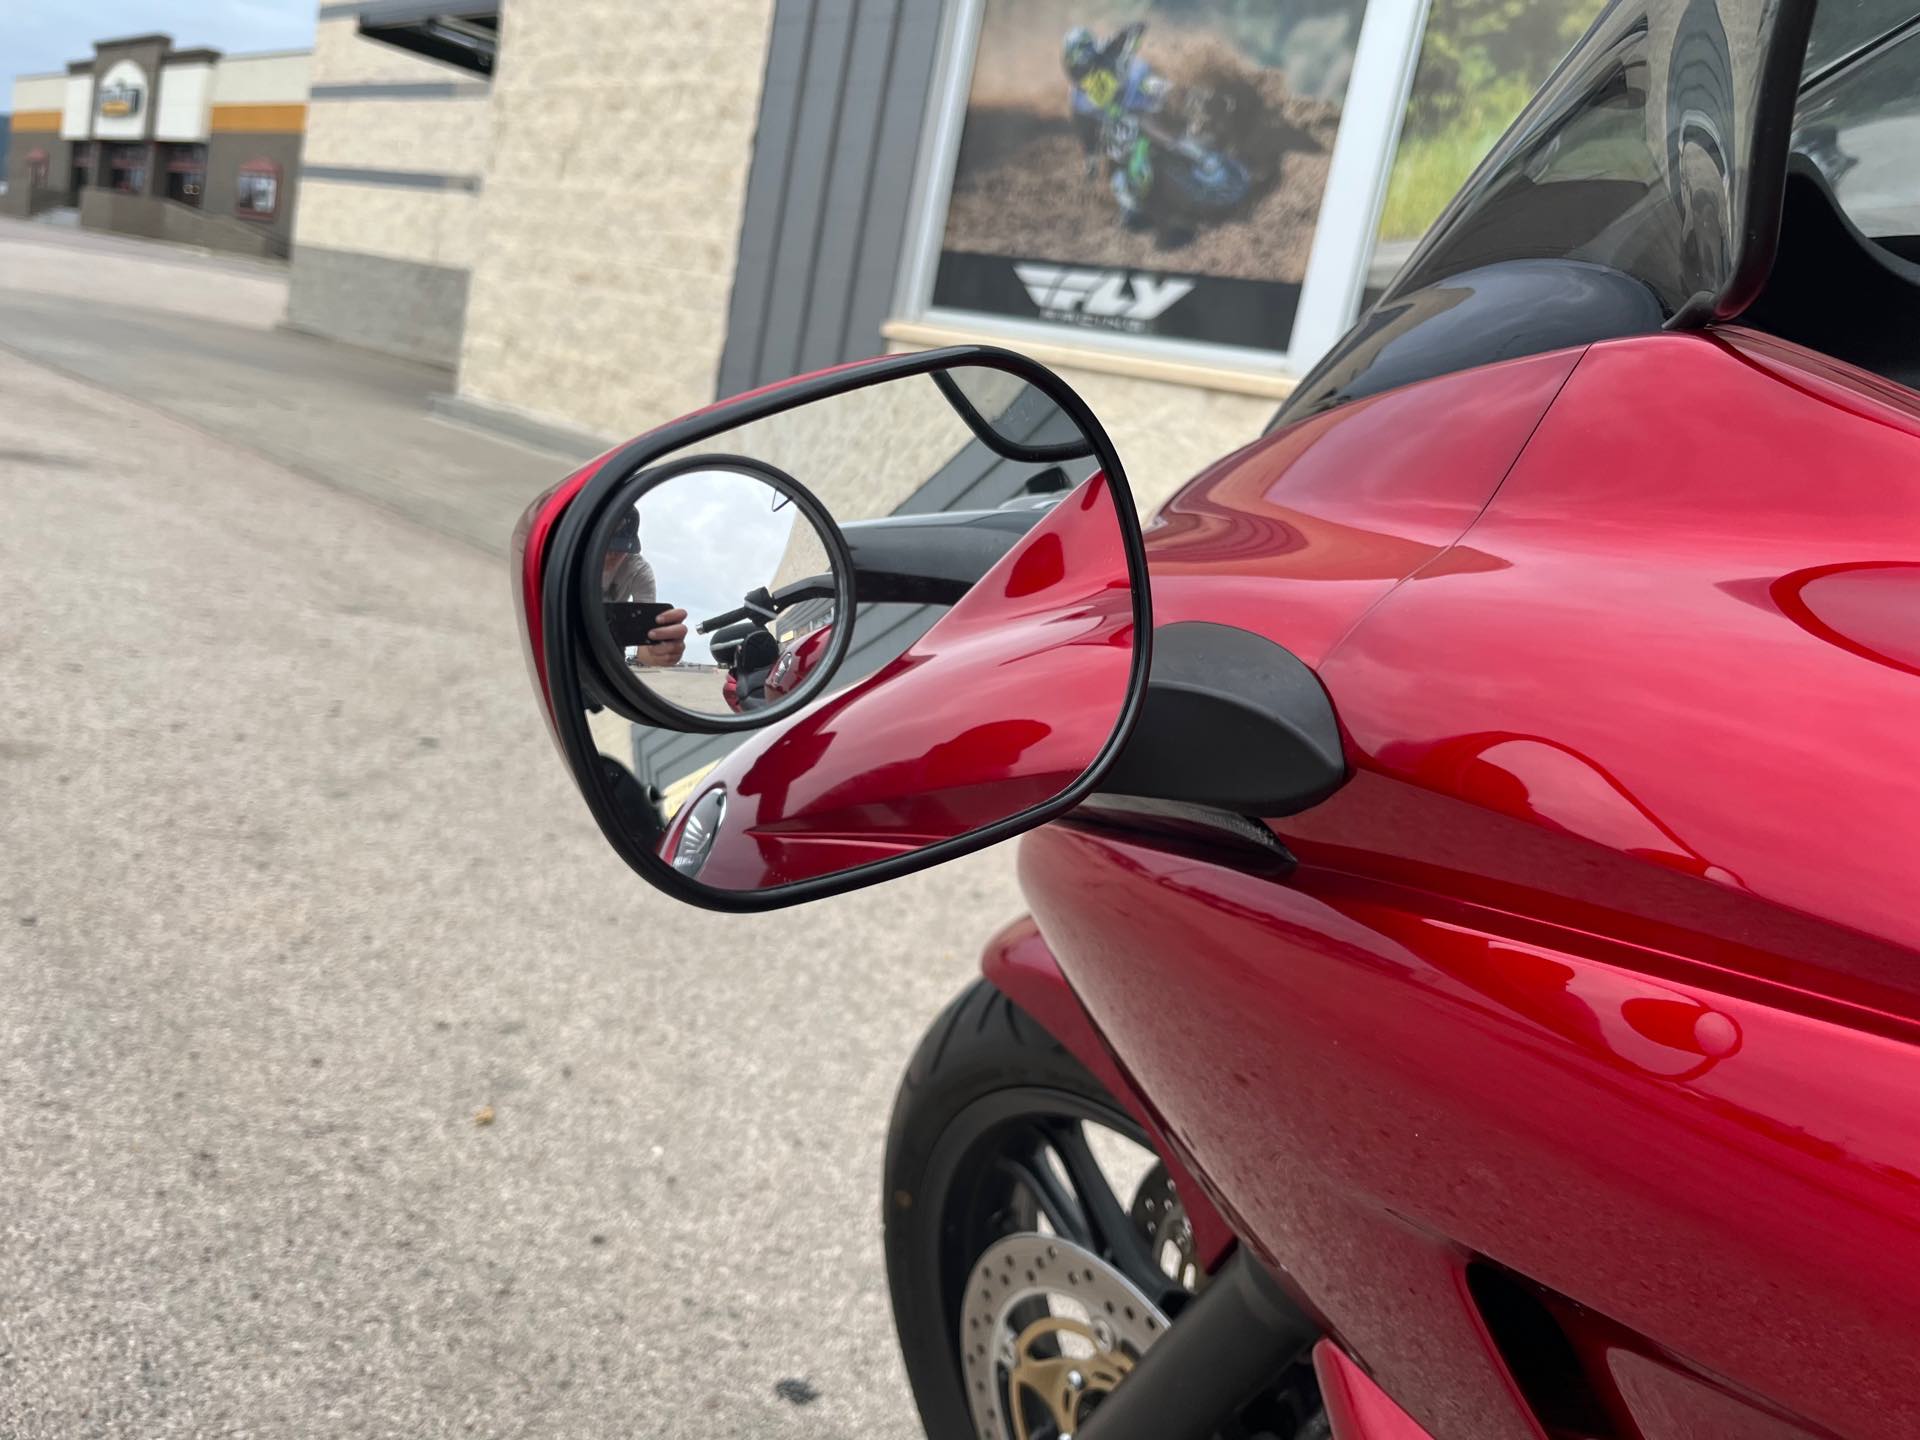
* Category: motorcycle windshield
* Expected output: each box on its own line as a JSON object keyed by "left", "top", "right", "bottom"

{"left": 1381, "top": 0, "right": 1817, "bottom": 324}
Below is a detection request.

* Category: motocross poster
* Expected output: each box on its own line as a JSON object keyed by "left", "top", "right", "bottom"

{"left": 932, "top": 0, "right": 1370, "bottom": 354}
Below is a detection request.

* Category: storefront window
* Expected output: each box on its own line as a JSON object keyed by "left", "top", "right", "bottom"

{"left": 235, "top": 160, "right": 280, "bottom": 219}
{"left": 165, "top": 144, "right": 208, "bottom": 207}
{"left": 107, "top": 144, "right": 149, "bottom": 195}
{"left": 26, "top": 150, "right": 50, "bottom": 190}
{"left": 1363, "top": 0, "right": 1608, "bottom": 300}
{"left": 924, "top": 0, "right": 1371, "bottom": 360}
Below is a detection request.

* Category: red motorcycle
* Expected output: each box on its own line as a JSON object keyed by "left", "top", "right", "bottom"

{"left": 515, "top": 2, "right": 1920, "bottom": 1435}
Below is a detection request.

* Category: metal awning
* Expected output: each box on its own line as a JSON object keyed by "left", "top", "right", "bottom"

{"left": 356, "top": 2, "right": 499, "bottom": 76}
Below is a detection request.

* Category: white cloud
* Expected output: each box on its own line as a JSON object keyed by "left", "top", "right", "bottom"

{"left": 631, "top": 467, "right": 813, "bottom": 665}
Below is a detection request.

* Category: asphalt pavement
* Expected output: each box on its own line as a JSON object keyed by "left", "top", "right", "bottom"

{"left": 0, "top": 216, "right": 1004, "bottom": 1437}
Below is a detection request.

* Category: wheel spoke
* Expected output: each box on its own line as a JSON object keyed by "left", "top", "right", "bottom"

{"left": 1043, "top": 1120, "right": 1177, "bottom": 1302}
{"left": 994, "top": 1144, "right": 1092, "bottom": 1247}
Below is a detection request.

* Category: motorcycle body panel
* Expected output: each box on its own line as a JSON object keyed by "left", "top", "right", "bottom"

{"left": 1313, "top": 1342, "right": 1441, "bottom": 1440}
{"left": 665, "top": 474, "right": 1133, "bottom": 891}
{"left": 1140, "top": 347, "right": 1582, "bottom": 661}
{"left": 1018, "top": 329, "right": 1920, "bottom": 1439}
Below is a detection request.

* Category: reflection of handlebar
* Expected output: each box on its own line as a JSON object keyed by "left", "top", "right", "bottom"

{"left": 709, "top": 619, "right": 761, "bottom": 650}
{"left": 696, "top": 575, "right": 838, "bottom": 635}
{"left": 697, "top": 587, "right": 774, "bottom": 636}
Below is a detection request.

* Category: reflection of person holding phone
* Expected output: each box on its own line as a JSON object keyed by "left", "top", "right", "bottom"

{"left": 602, "top": 510, "right": 688, "bottom": 667}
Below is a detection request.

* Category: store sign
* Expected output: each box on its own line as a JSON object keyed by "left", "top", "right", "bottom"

{"left": 939, "top": 252, "right": 1298, "bottom": 349}
{"left": 931, "top": 1, "right": 1369, "bottom": 355}
{"left": 1014, "top": 265, "right": 1195, "bottom": 329}
{"left": 97, "top": 61, "right": 147, "bottom": 121}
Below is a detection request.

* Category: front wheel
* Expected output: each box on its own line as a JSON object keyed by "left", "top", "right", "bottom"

{"left": 883, "top": 980, "right": 1320, "bottom": 1440}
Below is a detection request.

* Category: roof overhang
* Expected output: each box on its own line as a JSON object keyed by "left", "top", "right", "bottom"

{"left": 356, "top": 2, "right": 498, "bottom": 77}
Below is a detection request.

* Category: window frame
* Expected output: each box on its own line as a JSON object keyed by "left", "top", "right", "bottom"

{"left": 890, "top": 0, "right": 1431, "bottom": 381}
{"left": 165, "top": 143, "right": 208, "bottom": 205}
{"left": 107, "top": 143, "right": 149, "bottom": 195}
{"left": 234, "top": 158, "right": 282, "bottom": 221}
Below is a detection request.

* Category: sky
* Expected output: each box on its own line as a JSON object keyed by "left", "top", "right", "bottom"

{"left": 630, "top": 469, "right": 811, "bottom": 667}
{"left": 3, "top": 1, "right": 317, "bottom": 96}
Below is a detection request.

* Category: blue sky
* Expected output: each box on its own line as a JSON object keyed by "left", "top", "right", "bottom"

{"left": 4, "top": 2, "right": 317, "bottom": 97}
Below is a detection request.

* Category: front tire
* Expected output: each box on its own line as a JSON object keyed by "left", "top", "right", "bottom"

{"left": 886, "top": 981, "right": 1151, "bottom": 1438}
{"left": 884, "top": 982, "right": 1321, "bottom": 1439}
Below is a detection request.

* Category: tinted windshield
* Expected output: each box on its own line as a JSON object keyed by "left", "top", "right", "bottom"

{"left": 1794, "top": 17, "right": 1920, "bottom": 239}
{"left": 1804, "top": 0, "right": 1920, "bottom": 71}
{"left": 1381, "top": 0, "right": 1817, "bottom": 322}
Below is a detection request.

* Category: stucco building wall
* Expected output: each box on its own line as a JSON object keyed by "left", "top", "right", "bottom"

{"left": 285, "top": 10, "right": 490, "bottom": 365}
{"left": 452, "top": 0, "right": 778, "bottom": 436}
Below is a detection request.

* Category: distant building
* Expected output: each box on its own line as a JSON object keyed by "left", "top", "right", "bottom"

{"left": 0, "top": 115, "right": 12, "bottom": 184}
{"left": 2, "top": 34, "right": 310, "bottom": 259}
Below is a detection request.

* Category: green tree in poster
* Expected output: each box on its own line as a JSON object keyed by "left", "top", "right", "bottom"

{"left": 1379, "top": 0, "right": 1605, "bottom": 241}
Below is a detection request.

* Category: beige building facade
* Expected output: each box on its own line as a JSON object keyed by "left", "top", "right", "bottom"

{"left": 454, "top": 1, "right": 777, "bottom": 438}
{"left": 284, "top": 7, "right": 493, "bottom": 365}
{"left": 289, "top": 0, "right": 1583, "bottom": 514}
{"left": 290, "top": 1, "right": 1297, "bottom": 512}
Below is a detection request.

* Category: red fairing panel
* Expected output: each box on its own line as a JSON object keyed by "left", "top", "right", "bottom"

{"left": 1140, "top": 347, "right": 1581, "bottom": 660}
{"left": 678, "top": 472, "right": 1134, "bottom": 891}
{"left": 663, "top": 347, "right": 1582, "bottom": 885}
{"left": 1026, "top": 331, "right": 1920, "bottom": 1439}
{"left": 1313, "top": 1342, "right": 1439, "bottom": 1440}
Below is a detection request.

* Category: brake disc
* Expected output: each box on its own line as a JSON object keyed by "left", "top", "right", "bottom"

{"left": 959, "top": 1232, "right": 1170, "bottom": 1440}
{"left": 1130, "top": 1162, "right": 1207, "bottom": 1295}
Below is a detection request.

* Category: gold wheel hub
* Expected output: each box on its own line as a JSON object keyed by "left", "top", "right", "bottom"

{"left": 1006, "top": 1315, "right": 1135, "bottom": 1440}
{"left": 959, "top": 1233, "right": 1169, "bottom": 1440}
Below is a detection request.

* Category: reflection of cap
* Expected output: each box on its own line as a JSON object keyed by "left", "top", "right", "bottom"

{"left": 610, "top": 508, "right": 640, "bottom": 554}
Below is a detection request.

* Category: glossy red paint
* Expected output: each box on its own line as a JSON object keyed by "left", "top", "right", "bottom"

{"left": 673, "top": 473, "right": 1135, "bottom": 890}
{"left": 764, "top": 622, "right": 833, "bottom": 702}
{"left": 1314, "top": 1343, "right": 1438, "bottom": 1440}
{"left": 1139, "top": 347, "right": 1581, "bottom": 665}
{"left": 1528, "top": 1282, "right": 1834, "bottom": 1440}
{"left": 1016, "top": 329, "right": 1920, "bottom": 1439}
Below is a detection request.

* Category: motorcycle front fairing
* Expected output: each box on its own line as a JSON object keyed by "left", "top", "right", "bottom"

{"left": 1280, "top": 0, "right": 1819, "bottom": 420}
{"left": 1007, "top": 2, "right": 1886, "bottom": 1438}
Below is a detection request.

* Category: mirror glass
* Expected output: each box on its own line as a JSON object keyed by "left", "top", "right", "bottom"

{"left": 593, "top": 462, "right": 839, "bottom": 719}
{"left": 573, "top": 363, "right": 1138, "bottom": 895}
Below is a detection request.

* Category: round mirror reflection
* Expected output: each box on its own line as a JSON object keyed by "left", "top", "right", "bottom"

{"left": 596, "top": 461, "right": 840, "bottom": 719}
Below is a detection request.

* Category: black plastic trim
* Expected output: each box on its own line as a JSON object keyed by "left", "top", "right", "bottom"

{"left": 929, "top": 370, "right": 1098, "bottom": 464}
{"left": 1274, "top": 260, "right": 1663, "bottom": 425}
{"left": 1078, "top": 1249, "right": 1319, "bottom": 1440}
{"left": 1065, "top": 796, "right": 1297, "bottom": 873}
{"left": 1096, "top": 622, "right": 1347, "bottom": 815}
{"left": 538, "top": 345, "right": 1154, "bottom": 915}
{"left": 839, "top": 506, "right": 1047, "bottom": 605}
{"left": 1691, "top": 0, "right": 1820, "bottom": 325}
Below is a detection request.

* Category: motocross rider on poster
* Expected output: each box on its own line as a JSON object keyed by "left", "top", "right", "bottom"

{"left": 1063, "top": 23, "right": 1171, "bottom": 229}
